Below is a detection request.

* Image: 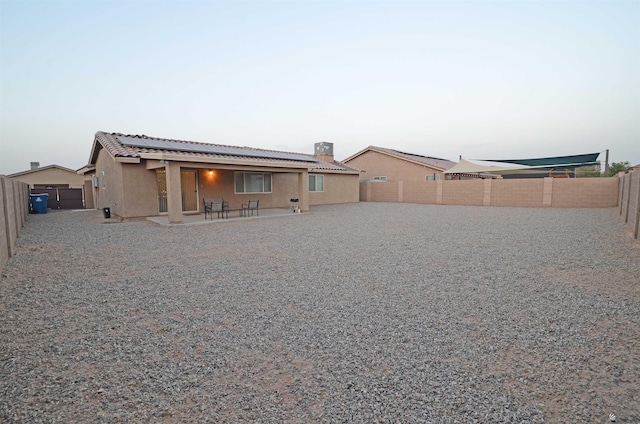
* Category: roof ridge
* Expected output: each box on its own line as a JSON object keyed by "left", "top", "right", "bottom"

{"left": 106, "top": 131, "right": 315, "bottom": 157}
{"left": 385, "top": 147, "right": 453, "bottom": 163}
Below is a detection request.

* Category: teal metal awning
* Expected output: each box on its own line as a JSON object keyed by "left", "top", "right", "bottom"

{"left": 477, "top": 153, "right": 600, "bottom": 168}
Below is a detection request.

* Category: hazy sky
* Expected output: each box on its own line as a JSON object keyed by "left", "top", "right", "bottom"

{"left": 1, "top": 0, "right": 638, "bottom": 175}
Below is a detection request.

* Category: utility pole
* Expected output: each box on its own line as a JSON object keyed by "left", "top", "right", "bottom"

{"left": 604, "top": 149, "right": 609, "bottom": 177}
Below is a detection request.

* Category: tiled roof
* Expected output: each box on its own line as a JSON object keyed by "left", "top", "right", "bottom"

{"left": 372, "top": 147, "right": 456, "bottom": 170}
{"left": 93, "top": 131, "right": 357, "bottom": 172}
{"left": 7, "top": 164, "right": 80, "bottom": 178}
{"left": 344, "top": 146, "right": 456, "bottom": 171}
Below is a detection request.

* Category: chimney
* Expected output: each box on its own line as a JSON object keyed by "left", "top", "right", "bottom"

{"left": 30, "top": 162, "right": 40, "bottom": 170}
{"left": 314, "top": 142, "right": 334, "bottom": 162}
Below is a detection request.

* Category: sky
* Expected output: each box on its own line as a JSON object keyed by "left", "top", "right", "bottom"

{"left": 1, "top": 0, "right": 638, "bottom": 175}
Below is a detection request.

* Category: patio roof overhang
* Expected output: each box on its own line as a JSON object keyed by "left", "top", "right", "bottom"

{"left": 142, "top": 154, "right": 311, "bottom": 172}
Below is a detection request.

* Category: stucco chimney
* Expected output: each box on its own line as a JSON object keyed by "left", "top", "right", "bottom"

{"left": 314, "top": 142, "right": 334, "bottom": 162}
{"left": 30, "top": 162, "right": 40, "bottom": 170}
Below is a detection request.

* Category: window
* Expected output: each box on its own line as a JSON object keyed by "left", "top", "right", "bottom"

{"left": 101, "top": 171, "right": 106, "bottom": 189}
{"left": 309, "top": 175, "right": 324, "bottom": 192}
{"left": 235, "top": 172, "right": 272, "bottom": 193}
{"left": 372, "top": 176, "right": 387, "bottom": 181}
{"left": 426, "top": 174, "right": 440, "bottom": 181}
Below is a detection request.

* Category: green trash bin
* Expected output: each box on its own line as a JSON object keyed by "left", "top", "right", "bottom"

{"left": 29, "top": 193, "right": 49, "bottom": 214}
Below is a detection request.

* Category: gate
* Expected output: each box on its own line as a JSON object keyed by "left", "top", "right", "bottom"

{"left": 29, "top": 188, "right": 84, "bottom": 210}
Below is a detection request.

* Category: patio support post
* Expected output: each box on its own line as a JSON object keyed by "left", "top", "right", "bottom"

{"left": 165, "top": 162, "right": 183, "bottom": 224}
{"left": 298, "top": 170, "right": 309, "bottom": 212}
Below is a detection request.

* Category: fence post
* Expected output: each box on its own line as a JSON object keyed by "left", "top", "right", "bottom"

{"left": 483, "top": 179, "right": 492, "bottom": 206}
{"left": 634, "top": 173, "right": 640, "bottom": 239}
{"left": 543, "top": 177, "right": 553, "bottom": 207}
{"left": 619, "top": 174, "right": 626, "bottom": 216}
{"left": 624, "top": 173, "right": 632, "bottom": 223}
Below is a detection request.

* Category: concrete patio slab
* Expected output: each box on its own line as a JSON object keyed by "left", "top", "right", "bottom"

{"left": 146, "top": 207, "right": 302, "bottom": 226}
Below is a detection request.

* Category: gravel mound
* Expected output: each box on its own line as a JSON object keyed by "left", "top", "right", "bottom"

{"left": 1, "top": 203, "right": 639, "bottom": 423}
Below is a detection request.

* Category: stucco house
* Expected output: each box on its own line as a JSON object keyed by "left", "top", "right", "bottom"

{"left": 342, "top": 146, "right": 457, "bottom": 183}
{"left": 82, "top": 132, "right": 360, "bottom": 223}
{"left": 8, "top": 163, "right": 90, "bottom": 209}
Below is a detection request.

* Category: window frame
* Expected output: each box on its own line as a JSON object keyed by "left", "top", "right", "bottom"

{"left": 309, "top": 174, "right": 324, "bottom": 192}
{"left": 234, "top": 172, "right": 272, "bottom": 194}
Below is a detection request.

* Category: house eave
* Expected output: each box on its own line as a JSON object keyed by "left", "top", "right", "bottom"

{"left": 140, "top": 152, "right": 310, "bottom": 170}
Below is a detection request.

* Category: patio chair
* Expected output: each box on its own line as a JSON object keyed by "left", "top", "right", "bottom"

{"left": 242, "top": 199, "right": 259, "bottom": 217}
{"left": 203, "top": 198, "right": 224, "bottom": 219}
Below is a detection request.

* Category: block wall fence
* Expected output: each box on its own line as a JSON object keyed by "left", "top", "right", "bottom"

{"left": 618, "top": 170, "right": 640, "bottom": 240}
{"left": 1, "top": 176, "right": 30, "bottom": 270}
{"left": 362, "top": 173, "right": 640, "bottom": 240}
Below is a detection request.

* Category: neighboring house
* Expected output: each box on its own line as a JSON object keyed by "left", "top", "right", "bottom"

{"left": 342, "top": 146, "right": 456, "bottom": 183}
{"left": 8, "top": 163, "right": 90, "bottom": 209}
{"left": 81, "top": 132, "right": 360, "bottom": 223}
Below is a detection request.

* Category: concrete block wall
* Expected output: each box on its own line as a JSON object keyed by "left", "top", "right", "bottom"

{"left": 491, "top": 179, "right": 544, "bottom": 207}
{"left": 551, "top": 178, "right": 619, "bottom": 208}
{"left": 361, "top": 177, "right": 620, "bottom": 209}
{"left": 618, "top": 170, "right": 640, "bottom": 240}
{"left": 1, "top": 176, "right": 30, "bottom": 270}
{"left": 365, "top": 181, "right": 402, "bottom": 202}
{"left": 442, "top": 180, "right": 484, "bottom": 206}
{"left": 404, "top": 181, "right": 438, "bottom": 204}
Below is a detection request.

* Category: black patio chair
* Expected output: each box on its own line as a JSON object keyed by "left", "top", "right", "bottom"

{"left": 242, "top": 199, "right": 259, "bottom": 217}
{"left": 203, "top": 198, "right": 224, "bottom": 219}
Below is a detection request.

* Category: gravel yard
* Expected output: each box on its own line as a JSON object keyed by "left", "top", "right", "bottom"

{"left": 1, "top": 202, "right": 639, "bottom": 423}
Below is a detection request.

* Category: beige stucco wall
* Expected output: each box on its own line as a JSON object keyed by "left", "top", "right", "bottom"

{"left": 121, "top": 164, "right": 160, "bottom": 217}
{"left": 199, "top": 169, "right": 359, "bottom": 210}
{"left": 83, "top": 180, "right": 95, "bottom": 209}
{"left": 345, "top": 150, "right": 445, "bottom": 183}
{"left": 11, "top": 167, "right": 85, "bottom": 188}
{"left": 199, "top": 169, "right": 302, "bottom": 210}
{"left": 94, "top": 149, "right": 125, "bottom": 216}
{"left": 309, "top": 173, "right": 360, "bottom": 205}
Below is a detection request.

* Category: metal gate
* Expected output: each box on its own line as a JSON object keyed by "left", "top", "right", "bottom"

{"left": 156, "top": 170, "right": 168, "bottom": 213}
{"left": 29, "top": 188, "right": 84, "bottom": 210}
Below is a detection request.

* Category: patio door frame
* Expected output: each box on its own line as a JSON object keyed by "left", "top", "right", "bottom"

{"left": 180, "top": 169, "right": 199, "bottom": 213}
{"left": 156, "top": 168, "right": 199, "bottom": 214}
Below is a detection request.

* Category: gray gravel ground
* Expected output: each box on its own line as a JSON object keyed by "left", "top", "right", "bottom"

{"left": 1, "top": 202, "right": 639, "bottom": 423}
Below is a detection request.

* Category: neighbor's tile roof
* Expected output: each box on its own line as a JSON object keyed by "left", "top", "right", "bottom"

{"left": 8, "top": 164, "right": 80, "bottom": 177}
{"left": 345, "top": 146, "right": 456, "bottom": 171}
{"left": 94, "top": 131, "right": 357, "bottom": 172}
